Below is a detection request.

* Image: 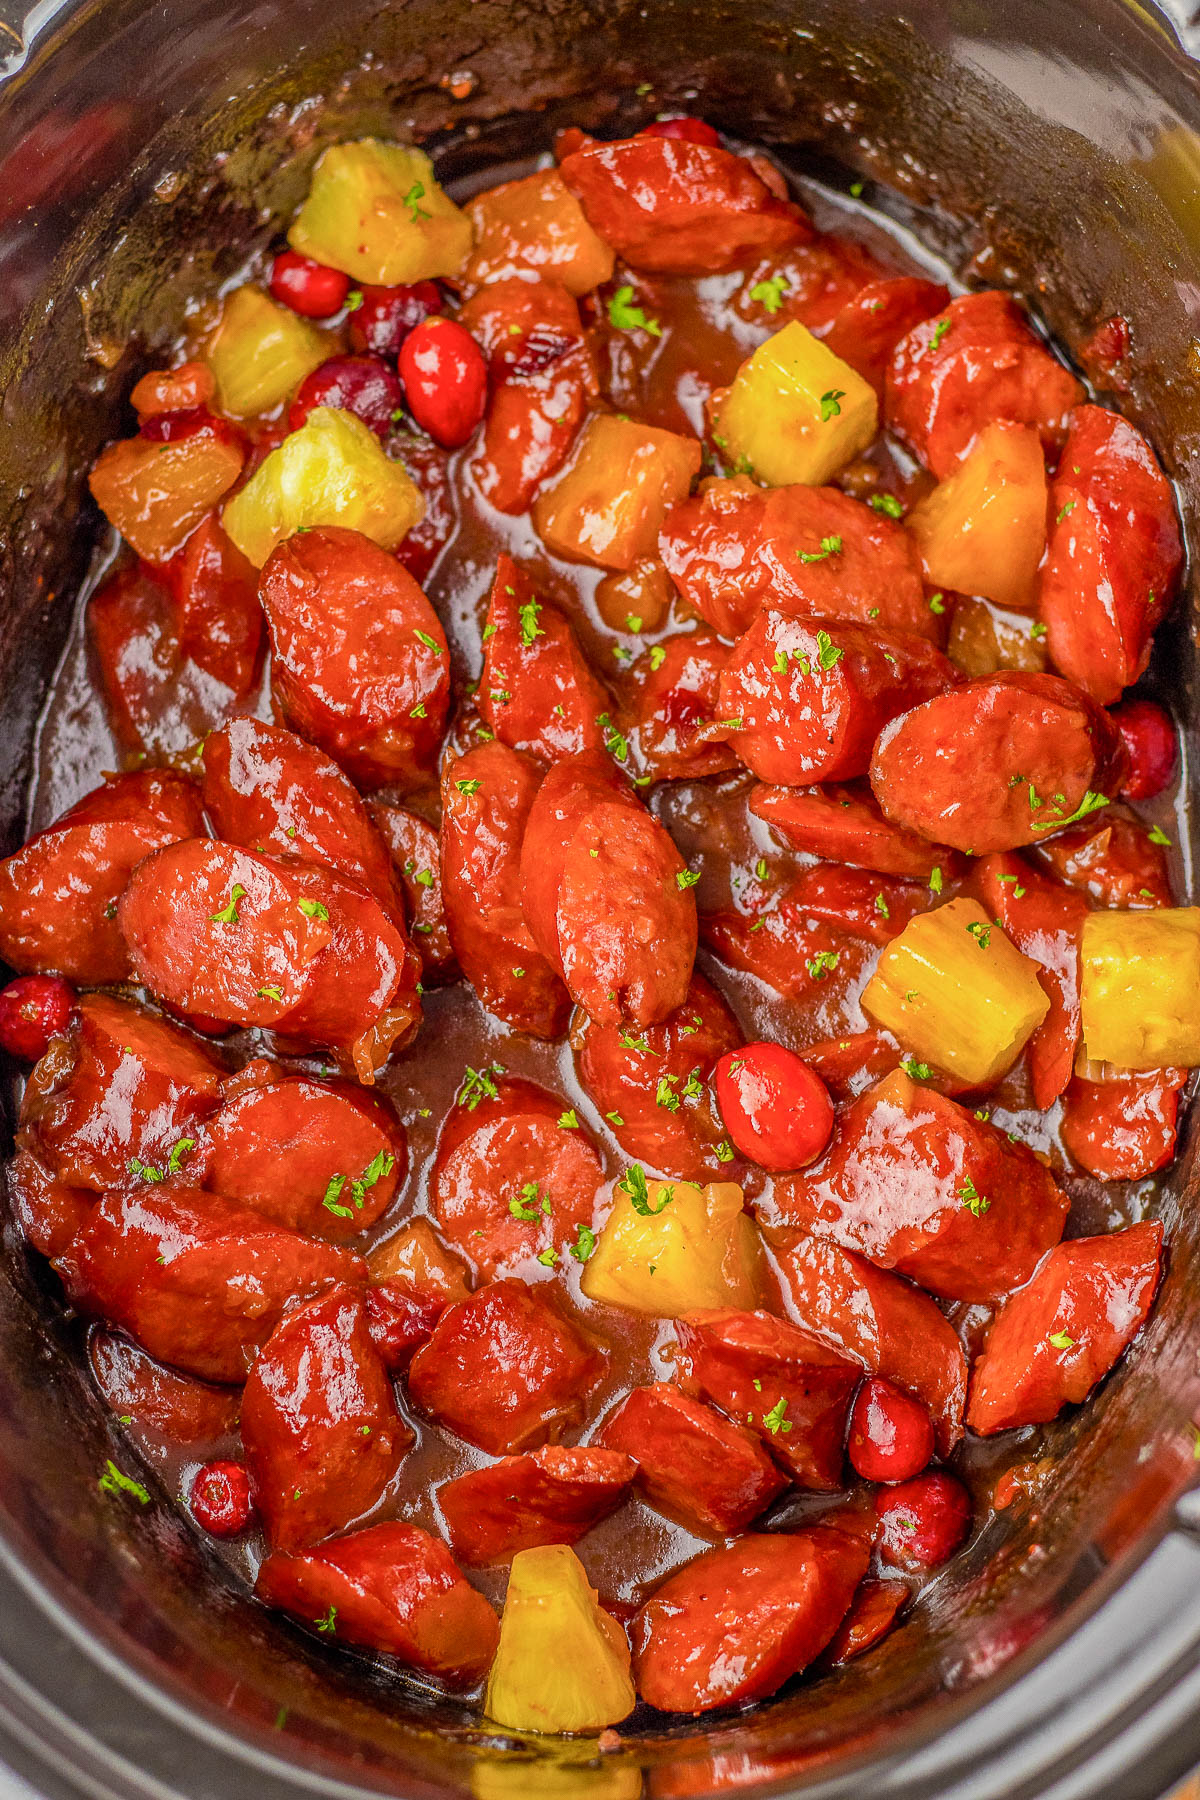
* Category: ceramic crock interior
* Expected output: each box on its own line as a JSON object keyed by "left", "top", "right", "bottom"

{"left": 0, "top": 0, "right": 1199, "bottom": 1795}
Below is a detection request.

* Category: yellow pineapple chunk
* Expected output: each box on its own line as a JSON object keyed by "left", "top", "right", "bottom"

{"left": 1080, "top": 908, "right": 1200, "bottom": 1068}
{"left": 713, "top": 320, "right": 877, "bottom": 486}
{"left": 483, "top": 1546, "right": 636, "bottom": 1735}
{"left": 907, "top": 422, "right": 1047, "bottom": 612}
{"left": 222, "top": 407, "right": 424, "bottom": 567}
{"left": 288, "top": 140, "right": 473, "bottom": 285}
{"left": 204, "top": 286, "right": 328, "bottom": 419}
{"left": 862, "top": 897, "right": 1050, "bottom": 1087}
{"left": 580, "top": 1172, "right": 762, "bottom": 1317}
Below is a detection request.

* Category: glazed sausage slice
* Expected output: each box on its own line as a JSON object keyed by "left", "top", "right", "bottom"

{"left": 631, "top": 1526, "right": 868, "bottom": 1714}
{"left": 169, "top": 513, "right": 264, "bottom": 696}
{"left": 675, "top": 1308, "right": 860, "bottom": 1489}
{"left": 67, "top": 1185, "right": 364, "bottom": 1382}
{"left": 967, "top": 1222, "right": 1163, "bottom": 1435}
{"left": 659, "top": 479, "right": 935, "bottom": 644}
{"left": 259, "top": 525, "right": 450, "bottom": 789}
{"left": 886, "top": 291, "right": 1084, "bottom": 478}
{"left": 771, "top": 1068, "right": 1069, "bottom": 1303}
{"left": 701, "top": 883, "right": 868, "bottom": 1003}
{"left": 1038, "top": 405, "right": 1182, "bottom": 704}
{"left": 242, "top": 1284, "right": 411, "bottom": 1552}
{"left": 1060, "top": 1073, "right": 1184, "bottom": 1181}
{"left": 430, "top": 1074, "right": 605, "bottom": 1279}
{"left": 202, "top": 717, "right": 404, "bottom": 923}
{"left": 751, "top": 782, "right": 961, "bottom": 882}
{"left": 1031, "top": 807, "right": 1172, "bottom": 910}
{"left": 407, "top": 1279, "right": 605, "bottom": 1456}
{"left": 717, "top": 615, "right": 959, "bottom": 785}
{"left": 256, "top": 1522, "right": 498, "bottom": 1684}
{"left": 7, "top": 1149, "right": 94, "bottom": 1261}
{"left": 118, "top": 839, "right": 420, "bottom": 1061}
{"left": 773, "top": 1235, "right": 967, "bottom": 1454}
{"left": 200, "top": 1073, "right": 407, "bottom": 1240}
{"left": 596, "top": 1384, "right": 786, "bottom": 1537}
{"left": 827, "top": 1580, "right": 907, "bottom": 1665}
{"left": 559, "top": 135, "right": 810, "bottom": 275}
{"left": 620, "top": 629, "right": 737, "bottom": 782}
{"left": 973, "top": 852, "right": 1089, "bottom": 1108}
{"left": 571, "top": 971, "right": 742, "bottom": 1179}
{"left": 23, "top": 994, "right": 224, "bottom": 1191}
{"left": 440, "top": 742, "right": 569, "bottom": 1037}
{"left": 822, "top": 275, "right": 950, "bottom": 395}
{"left": 477, "top": 554, "right": 609, "bottom": 761}
{"left": 786, "top": 864, "right": 931, "bottom": 948}
{"left": 368, "top": 801, "right": 457, "bottom": 980}
{"left": 438, "top": 1445, "right": 635, "bottom": 1566}
{"left": 518, "top": 749, "right": 635, "bottom": 961}
{"left": 0, "top": 770, "right": 205, "bottom": 983}
{"left": 869, "top": 672, "right": 1128, "bottom": 854}
{"left": 88, "top": 1328, "right": 240, "bottom": 1442}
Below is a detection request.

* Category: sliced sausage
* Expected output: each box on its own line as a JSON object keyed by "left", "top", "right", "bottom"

{"left": 438, "top": 1445, "right": 635, "bottom": 1565}
{"left": 430, "top": 1074, "right": 605, "bottom": 1279}
{"left": 869, "top": 672, "right": 1129, "bottom": 854}
{"left": 67, "top": 1185, "right": 364, "bottom": 1382}
{"left": 440, "top": 742, "right": 569, "bottom": 1037}
{"left": 7, "top": 1148, "right": 94, "bottom": 1260}
{"left": 259, "top": 525, "right": 450, "bottom": 789}
{"left": 1038, "top": 406, "right": 1182, "bottom": 703}
{"left": 1031, "top": 807, "right": 1173, "bottom": 910}
{"left": 368, "top": 801, "right": 457, "bottom": 980}
{"left": 596, "top": 1383, "right": 786, "bottom": 1537}
{"left": 826, "top": 1580, "right": 908, "bottom": 1664}
{"left": 786, "top": 864, "right": 932, "bottom": 948}
{"left": 659, "top": 479, "right": 935, "bottom": 644}
{"left": 822, "top": 275, "right": 950, "bottom": 395}
{"left": 750, "top": 781, "right": 960, "bottom": 882}
{"left": 717, "top": 614, "right": 959, "bottom": 785}
{"left": 256, "top": 1521, "right": 498, "bottom": 1684}
{"left": 407, "top": 1279, "right": 605, "bottom": 1456}
{"left": 477, "top": 554, "right": 609, "bottom": 761}
{"left": 518, "top": 749, "right": 635, "bottom": 962}
{"left": 0, "top": 770, "right": 205, "bottom": 983}
{"left": 885, "top": 291, "right": 1084, "bottom": 479}
{"left": 168, "top": 513, "right": 264, "bottom": 696}
{"left": 620, "top": 629, "right": 737, "bottom": 782}
{"left": 241, "top": 1284, "right": 411, "bottom": 1551}
{"left": 701, "top": 884, "right": 868, "bottom": 1004}
{"left": 973, "top": 852, "right": 1089, "bottom": 1108}
{"left": 88, "top": 1327, "right": 239, "bottom": 1441}
{"left": 770, "top": 1068, "right": 1069, "bottom": 1303}
{"left": 1060, "top": 1074, "right": 1183, "bottom": 1181}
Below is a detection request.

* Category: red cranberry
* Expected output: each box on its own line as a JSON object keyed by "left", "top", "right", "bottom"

{"left": 642, "top": 115, "right": 722, "bottom": 147}
{"left": 349, "top": 281, "right": 444, "bottom": 357}
{"left": 0, "top": 975, "right": 76, "bottom": 1060}
{"left": 848, "top": 1377, "right": 935, "bottom": 1484}
{"left": 288, "top": 355, "right": 407, "bottom": 438}
{"left": 139, "top": 407, "right": 213, "bottom": 443}
{"left": 398, "top": 317, "right": 488, "bottom": 449}
{"left": 189, "top": 1460, "right": 253, "bottom": 1536}
{"left": 714, "top": 1040, "right": 834, "bottom": 1172}
{"left": 1113, "top": 698, "right": 1178, "bottom": 801}
{"left": 269, "top": 249, "right": 350, "bottom": 320}
{"left": 875, "top": 1471, "right": 972, "bottom": 1571}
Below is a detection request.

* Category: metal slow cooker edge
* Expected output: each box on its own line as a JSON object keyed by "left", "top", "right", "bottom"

{"left": 2, "top": 1, "right": 1200, "bottom": 1797}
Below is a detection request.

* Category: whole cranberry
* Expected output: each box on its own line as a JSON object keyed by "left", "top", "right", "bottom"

{"left": 349, "top": 281, "right": 444, "bottom": 357}
{"left": 398, "top": 317, "right": 488, "bottom": 449}
{"left": 288, "top": 355, "right": 407, "bottom": 438}
{"left": 1113, "top": 698, "right": 1178, "bottom": 801}
{"left": 848, "top": 1377, "right": 935, "bottom": 1484}
{"left": 642, "top": 115, "right": 722, "bottom": 147}
{"left": 714, "top": 1040, "right": 834, "bottom": 1172}
{"left": 0, "top": 975, "right": 76, "bottom": 1060}
{"left": 269, "top": 249, "right": 351, "bottom": 319}
{"left": 189, "top": 1460, "right": 253, "bottom": 1536}
{"left": 875, "top": 1471, "right": 972, "bottom": 1571}
{"left": 139, "top": 406, "right": 214, "bottom": 443}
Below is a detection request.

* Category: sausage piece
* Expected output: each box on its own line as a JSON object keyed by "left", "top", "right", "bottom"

{"left": 822, "top": 276, "right": 950, "bottom": 396}
{"left": 7, "top": 1149, "right": 95, "bottom": 1260}
{"left": 750, "top": 782, "right": 960, "bottom": 882}
{"left": 0, "top": 770, "right": 205, "bottom": 983}
{"left": 1031, "top": 807, "right": 1172, "bottom": 910}
{"left": 869, "top": 672, "right": 1128, "bottom": 854}
{"left": 597, "top": 1384, "right": 786, "bottom": 1537}
{"left": 368, "top": 801, "right": 457, "bottom": 980}
{"left": 717, "top": 614, "right": 959, "bottom": 785}
{"left": 518, "top": 749, "right": 635, "bottom": 963}
{"left": 1060, "top": 1073, "right": 1183, "bottom": 1181}
{"left": 620, "top": 629, "right": 737, "bottom": 782}
{"left": 438, "top": 1445, "right": 635, "bottom": 1565}
{"left": 256, "top": 1522, "right": 498, "bottom": 1684}
{"left": 241, "top": 1284, "right": 411, "bottom": 1551}
{"left": 973, "top": 851, "right": 1089, "bottom": 1108}
{"left": 169, "top": 513, "right": 264, "bottom": 696}
{"left": 259, "top": 525, "right": 450, "bottom": 789}
{"left": 477, "top": 554, "right": 609, "bottom": 761}
{"left": 701, "top": 883, "right": 867, "bottom": 1004}
{"left": 88, "top": 1327, "right": 240, "bottom": 1442}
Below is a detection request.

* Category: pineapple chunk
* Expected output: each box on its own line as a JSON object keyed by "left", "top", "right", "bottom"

{"left": 222, "top": 407, "right": 424, "bottom": 567}
{"left": 367, "top": 1219, "right": 470, "bottom": 1302}
{"left": 88, "top": 431, "right": 243, "bottom": 563}
{"left": 288, "top": 139, "right": 473, "bottom": 285}
{"left": 1080, "top": 908, "right": 1200, "bottom": 1068}
{"left": 464, "top": 168, "right": 615, "bottom": 297}
{"left": 907, "top": 422, "right": 1047, "bottom": 612}
{"left": 533, "top": 415, "right": 702, "bottom": 571}
{"left": 205, "top": 286, "right": 328, "bottom": 419}
{"left": 712, "top": 320, "right": 877, "bottom": 487}
{"left": 484, "top": 1546, "right": 636, "bottom": 1735}
{"left": 862, "top": 896, "right": 1050, "bottom": 1087}
{"left": 580, "top": 1173, "right": 762, "bottom": 1317}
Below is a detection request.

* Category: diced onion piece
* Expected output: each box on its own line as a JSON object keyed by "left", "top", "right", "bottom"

{"left": 712, "top": 320, "right": 877, "bottom": 487}
{"left": 533, "top": 414, "right": 701, "bottom": 571}
{"left": 906, "top": 421, "right": 1047, "bottom": 612}
{"left": 1080, "top": 907, "right": 1200, "bottom": 1068}
{"left": 288, "top": 140, "right": 473, "bottom": 285}
{"left": 205, "top": 286, "right": 328, "bottom": 418}
{"left": 580, "top": 1175, "right": 762, "bottom": 1317}
{"left": 483, "top": 1545, "right": 636, "bottom": 1735}
{"left": 222, "top": 406, "right": 424, "bottom": 567}
{"left": 862, "top": 896, "right": 1050, "bottom": 1087}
